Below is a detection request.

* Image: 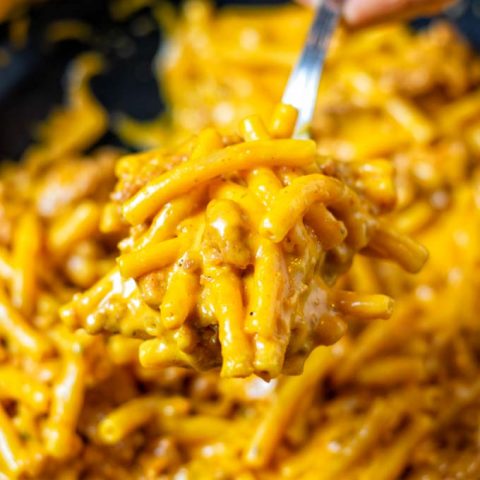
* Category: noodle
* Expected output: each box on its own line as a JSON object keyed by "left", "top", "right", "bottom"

{"left": 61, "top": 108, "right": 422, "bottom": 379}
{"left": 0, "top": 1, "right": 479, "bottom": 478}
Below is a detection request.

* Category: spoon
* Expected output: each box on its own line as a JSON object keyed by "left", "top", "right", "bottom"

{"left": 282, "top": 0, "right": 344, "bottom": 137}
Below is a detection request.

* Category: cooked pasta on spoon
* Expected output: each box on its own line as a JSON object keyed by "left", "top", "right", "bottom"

{"left": 61, "top": 105, "right": 427, "bottom": 378}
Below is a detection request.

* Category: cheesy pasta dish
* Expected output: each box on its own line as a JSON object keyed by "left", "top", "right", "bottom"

{"left": 0, "top": 1, "right": 479, "bottom": 479}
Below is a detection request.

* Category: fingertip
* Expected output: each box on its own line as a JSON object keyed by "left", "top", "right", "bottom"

{"left": 342, "top": 0, "right": 372, "bottom": 26}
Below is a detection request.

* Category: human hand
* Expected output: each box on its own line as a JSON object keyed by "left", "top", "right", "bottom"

{"left": 298, "top": 0, "right": 456, "bottom": 26}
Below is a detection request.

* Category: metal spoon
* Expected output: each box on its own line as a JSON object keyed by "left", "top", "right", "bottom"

{"left": 282, "top": 0, "right": 344, "bottom": 138}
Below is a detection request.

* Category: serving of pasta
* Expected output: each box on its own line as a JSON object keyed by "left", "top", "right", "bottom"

{"left": 60, "top": 101, "right": 427, "bottom": 379}
{"left": 0, "top": 1, "right": 480, "bottom": 479}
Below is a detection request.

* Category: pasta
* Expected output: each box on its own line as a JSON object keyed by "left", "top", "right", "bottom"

{"left": 0, "top": 1, "right": 479, "bottom": 478}
{"left": 61, "top": 106, "right": 425, "bottom": 378}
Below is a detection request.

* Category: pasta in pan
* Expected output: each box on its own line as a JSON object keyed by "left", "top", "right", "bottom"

{"left": 0, "top": 1, "right": 479, "bottom": 478}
